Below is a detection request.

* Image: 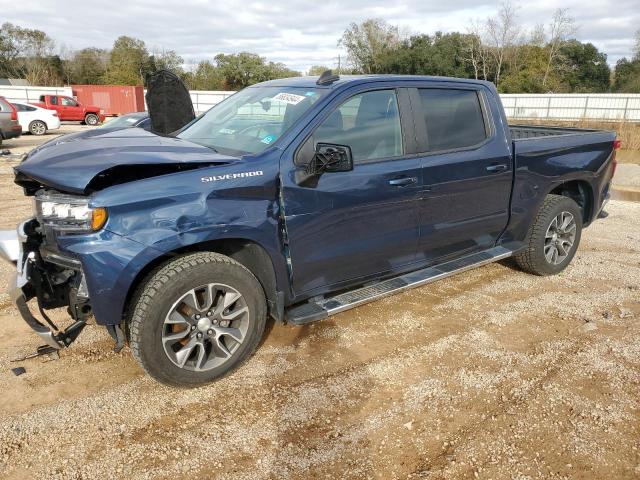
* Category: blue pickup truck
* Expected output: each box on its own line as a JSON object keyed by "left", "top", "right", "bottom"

{"left": 0, "top": 73, "right": 618, "bottom": 386}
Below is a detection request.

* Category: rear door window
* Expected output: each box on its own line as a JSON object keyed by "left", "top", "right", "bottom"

{"left": 417, "top": 89, "right": 487, "bottom": 152}
{"left": 50, "top": 96, "right": 58, "bottom": 105}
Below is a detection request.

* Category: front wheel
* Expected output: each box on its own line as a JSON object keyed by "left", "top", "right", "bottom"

{"left": 128, "top": 252, "right": 267, "bottom": 387}
{"left": 514, "top": 194, "right": 583, "bottom": 276}
{"left": 85, "top": 113, "right": 99, "bottom": 126}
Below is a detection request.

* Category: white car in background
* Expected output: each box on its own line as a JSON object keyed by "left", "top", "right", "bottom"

{"left": 11, "top": 101, "right": 61, "bottom": 135}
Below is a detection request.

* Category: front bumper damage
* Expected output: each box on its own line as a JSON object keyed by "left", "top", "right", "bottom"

{"left": 1, "top": 221, "right": 93, "bottom": 350}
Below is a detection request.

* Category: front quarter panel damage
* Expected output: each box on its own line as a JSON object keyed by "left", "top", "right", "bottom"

{"left": 61, "top": 158, "right": 288, "bottom": 325}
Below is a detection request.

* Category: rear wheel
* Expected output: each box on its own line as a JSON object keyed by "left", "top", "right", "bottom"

{"left": 85, "top": 113, "right": 99, "bottom": 126}
{"left": 514, "top": 194, "right": 583, "bottom": 276}
{"left": 29, "top": 120, "right": 47, "bottom": 135}
{"left": 128, "top": 252, "right": 266, "bottom": 387}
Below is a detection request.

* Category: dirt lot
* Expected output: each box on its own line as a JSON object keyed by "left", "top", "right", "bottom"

{"left": 0, "top": 128, "right": 638, "bottom": 480}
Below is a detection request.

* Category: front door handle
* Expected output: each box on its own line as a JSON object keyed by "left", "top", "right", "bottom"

{"left": 389, "top": 177, "right": 417, "bottom": 186}
{"left": 486, "top": 164, "right": 508, "bottom": 173}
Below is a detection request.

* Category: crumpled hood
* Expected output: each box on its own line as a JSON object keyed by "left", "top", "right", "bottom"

{"left": 16, "top": 128, "right": 237, "bottom": 194}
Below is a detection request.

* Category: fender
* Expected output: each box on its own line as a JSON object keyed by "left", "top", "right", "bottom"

{"left": 58, "top": 153, "right": 293, "bottom": 325}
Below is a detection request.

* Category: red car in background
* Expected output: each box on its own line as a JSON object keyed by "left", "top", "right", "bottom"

{"left": 33, "top": 95, "right": 105, "bottom": 126}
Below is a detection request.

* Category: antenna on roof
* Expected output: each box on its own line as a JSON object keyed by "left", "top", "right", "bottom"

{"left": 316, "top": 69, "right": 340, "bottom": 86}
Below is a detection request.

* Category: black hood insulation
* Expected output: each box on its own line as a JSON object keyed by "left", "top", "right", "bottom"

{"left": 145, "top": 69, "right": 196, "bottom": 135}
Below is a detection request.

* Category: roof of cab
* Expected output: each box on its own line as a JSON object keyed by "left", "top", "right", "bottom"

{"left": 255, "top": 74, "right": 494, "bottom": 89}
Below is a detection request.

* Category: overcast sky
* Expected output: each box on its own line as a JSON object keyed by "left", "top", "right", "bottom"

{"left": 2, "top": 0, "right": 638, "bottom": 72}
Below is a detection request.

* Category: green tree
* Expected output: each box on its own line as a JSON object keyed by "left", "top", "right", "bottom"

{"left": 611, "top": 29, "right": 640, "bottom": 93}
{"left": 378, "top": 32, "right": 475, "bottom": 78}
{"left": 339, "top": 19, "right": 400, "bottom": 73}
{"left": 500, "top": 44, "right": 549, "bottom": 92}
{"left": 150, "top": 49, "right": 184, "bottom": 74}
{"left": 613, "top": 57, "right": 640, "bottom": 93}
{"left": 103, "top": 36, "right": 151, "bottom": 85}
{"left": 213, "top": 52, "right": 299, "bottom": 89}
{"left": 214, "top": 52, "right": 267, "bottom": 89}
{"left": 559, "top": 40, "right": 610, "bottom": 92}
{"left": 307, "top": 65, "right": 330, "bottom": 76}
{"left": 0, "top": 22, "right": 61, "bottom": 85}
{"left": 68, "top": 47, "right": 108, "bottom": 84}
{"left": 265, "top": 61, "right": 300, "bottom": 80}
{"left": 183, "top": 60, "right": 224, "bottom": 90}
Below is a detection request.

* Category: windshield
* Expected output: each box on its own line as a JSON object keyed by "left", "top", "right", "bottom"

{"left": 177, "top": 86, "right": 327, "bottom": 155}
{"left": 102, "top": 114, "right": 147, "bottom": 129}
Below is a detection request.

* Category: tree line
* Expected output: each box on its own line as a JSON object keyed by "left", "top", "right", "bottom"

{"left": 0, "top": 3, "right": 639, "bottom": 93}
{"left": 0, "top": 24, "right": 300, "bottom": 90}
{"left": 337, "top": 5, "right": 640, "bottom": 93}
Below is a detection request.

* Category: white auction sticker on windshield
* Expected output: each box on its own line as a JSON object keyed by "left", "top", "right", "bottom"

{"left": 272, "top": 92, "right": 306, "bottom": 105}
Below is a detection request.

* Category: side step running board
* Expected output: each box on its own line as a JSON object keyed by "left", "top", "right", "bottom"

{"left": 285, "top": 246, "right": 514, "bottom": 325}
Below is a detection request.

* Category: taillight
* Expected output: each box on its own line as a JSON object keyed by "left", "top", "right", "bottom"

{"left": 611, "top": 138, "right": 621, "bottom": 177}
{"left": 9, "top": 104, "right": 17, "bottom": 121}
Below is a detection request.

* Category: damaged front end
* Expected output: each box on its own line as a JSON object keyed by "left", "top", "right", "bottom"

{"left": 1, "top": 192, "right": 124, "bottom": 352}
{"left": 4, "top": 219, "right": 90, "bottom": 350}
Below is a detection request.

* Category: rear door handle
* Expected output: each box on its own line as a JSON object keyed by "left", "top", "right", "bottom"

{"left": 486, "top": 164, "right": 508, "bottom": 173}
{"left": 388, "top": 177, "right": 417, "bottom": 186}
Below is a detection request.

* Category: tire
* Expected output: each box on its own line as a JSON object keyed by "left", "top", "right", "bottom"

{"left": 128, "top": 252, "right": 266, "bottom": 387}
{"left": 514, "top": 194, "right": 583, "bottom": 276}
{"left": 85, "top": 113, "right": 99, "bottom": 126}
{"left": 29, "top": 120, "right": 47, "bottom": 135}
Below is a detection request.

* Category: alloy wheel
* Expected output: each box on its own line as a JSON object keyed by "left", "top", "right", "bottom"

{"left": 30, "top": 121, "right": 46, "bottom": 135}
{"left": 544, "top": 211, "right": 576, "bottom": 265}
{"left": 162, "top": 283, "right": 250, "bottom": 371}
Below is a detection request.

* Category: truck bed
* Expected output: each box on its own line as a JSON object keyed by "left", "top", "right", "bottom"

{"left": 509, "top": 124, "right": 605, "bottom": 140}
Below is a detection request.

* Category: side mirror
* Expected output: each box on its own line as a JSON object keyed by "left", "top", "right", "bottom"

{"left": 294, "top": 142, "right": 353, "bottom": 187}
{"left": 308, "top": 143, "right": 353, "bottom": 174}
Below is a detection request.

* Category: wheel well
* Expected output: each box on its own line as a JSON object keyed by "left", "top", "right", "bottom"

{"left": 122, "top": 239, "right": 279, "bottom": 325}
{"left": 549, "top": 180, "right": 593, "bottom": 223}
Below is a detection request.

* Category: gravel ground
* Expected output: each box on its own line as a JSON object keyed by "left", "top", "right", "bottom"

{"left": 615, "top": 164, "right": 640, "bottom": 188}
{"left": 0, "top": 127, "right": 638, "bottom": 480}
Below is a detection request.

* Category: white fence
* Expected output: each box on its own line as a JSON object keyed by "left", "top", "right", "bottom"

{"left": 500, "top": 94, "right": 640, "bottom": 122}
{"left": 3, "top": 85, "right": 640, "bottom": 122}
{"left": 0, "top": 85, "right": 73, "bottom": 103}
{"left": 0, "top": 85, "right": 233, "bottom": 114}
{"left": 188, "top": 90, "right": 235, "bottom": 113}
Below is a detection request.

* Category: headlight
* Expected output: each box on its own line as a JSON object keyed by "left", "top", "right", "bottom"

{"left": 36, "top": 191, "right": 108, "bottom": 232}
